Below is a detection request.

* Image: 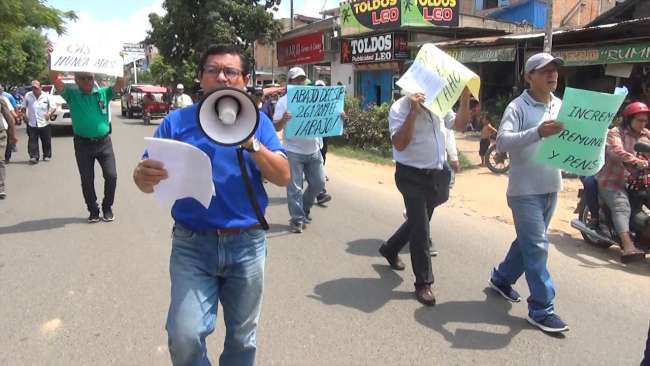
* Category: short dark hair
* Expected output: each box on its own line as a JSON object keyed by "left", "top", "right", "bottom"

{"left": 197, "top": 44, "right": 252, "bottom": 77}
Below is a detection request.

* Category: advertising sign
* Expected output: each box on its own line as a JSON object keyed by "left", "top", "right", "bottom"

{"left": 277, "top": 32, "right": 325, "bottom": 67}
{"left": 341, "top": 32, "right": 410, "bottom": 64}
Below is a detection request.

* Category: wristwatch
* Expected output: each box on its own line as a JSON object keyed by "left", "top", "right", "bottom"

{"left": 244, "top": 137, "right": 260, "bottom": 153}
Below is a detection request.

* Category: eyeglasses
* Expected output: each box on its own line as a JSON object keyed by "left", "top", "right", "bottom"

{"left": 203, "top": 66, "right": 242, "bottom": 80}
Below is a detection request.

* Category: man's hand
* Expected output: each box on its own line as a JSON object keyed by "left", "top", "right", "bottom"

{"left": 408, "top": 93, "right": 425, "bottom": 114}
{"left": 450, "top": 160, "right": 460, "bottom": 173}
{"left": 283, "top": 111, "right": 292, "bottom": 122}
{"left": 8, "top": 133, "right": 17, "bottom": 145}
{"left": 340, "top": 111, "right": 348, "bottom": 121}
{"left": 537, "top": 120, "right": 564, "bottom": 138}
{"left": 133, "top": 159, "right": 168, "bottom": 193}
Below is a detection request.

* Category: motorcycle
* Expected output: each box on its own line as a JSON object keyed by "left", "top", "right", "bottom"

{"left": 571, "top": 141, "right": 650, "bottom": 256}
{"left": 485, "top": 138, "right": 510, "bottom": 174}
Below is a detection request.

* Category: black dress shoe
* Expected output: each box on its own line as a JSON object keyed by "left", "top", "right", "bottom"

{"left": 415, "top": 285, "right": 436, "bottom": 306}
{"left": 378, "top": 244, "right": 405, "bottom": 271}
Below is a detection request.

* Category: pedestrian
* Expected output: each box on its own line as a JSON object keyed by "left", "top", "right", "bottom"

{"left": 171, "top": 83, "right": 193, "bottom": 109}
{"left": 23, "top": 80, "right": 56, "bottom": 164}
{"left": 314, "top": 79, "right": 335, "bottom": 206}
{"left": 487, "top": 52, "right": 569, "bottom": 333}
{"left": 479, "top": 114, "right": 497, "bottom": 167}
{"left": 133, "top": 44, "right": 289, "bottom": 366}
{"left": 49, "top": 68, "right": 124, "bottom": 223}
{"left": 0, "top": 97, "right": 18, "bottom": 199}
{"left": 378, "top": 85, "right": 471, "bottom": 306}
{"left": 0, "top": 90, "right": 17, "bottom": 164}
{"left": 273, "top": 67, "right": 327, "bottom": 233}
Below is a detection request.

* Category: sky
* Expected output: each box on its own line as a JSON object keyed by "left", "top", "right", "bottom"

{"left": 44, "top": 0, "right": 339, "bottom": 47}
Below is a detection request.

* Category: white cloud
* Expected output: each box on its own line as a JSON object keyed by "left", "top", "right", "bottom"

{"left": 47, "top": 0, "right": 165, "bottom": 48}
{"left": 272, "top": 0, "right": 338, "bottom": 20}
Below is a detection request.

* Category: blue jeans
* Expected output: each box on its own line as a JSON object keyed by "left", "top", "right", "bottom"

{"left": 491, "top": 193, "right": 557, "bottom": 321}
{"left": 166, "top": 223, "right": 266, "bottom": 366}
{"left": 286, "top": 150, "right": 325, "bottom": 224}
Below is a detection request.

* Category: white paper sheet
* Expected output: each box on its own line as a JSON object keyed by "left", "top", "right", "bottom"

{"left": 396, "top": 61, "right": 446, "bottom": 106}
{"left": 144, "top": 137, "right": 215, "bottom": 209}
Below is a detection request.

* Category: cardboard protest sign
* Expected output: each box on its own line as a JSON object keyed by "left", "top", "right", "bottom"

{"left": 535, "top": 87, "right": 628, "bottom": 176}
{"left": 50, "top": 40, "right": 123, "bottom": 77}
{"left": 284, "top": 85, "right": 346, "bottom": 139}
{"left": 411, "top": 44, "right": 481, "bottom": 118}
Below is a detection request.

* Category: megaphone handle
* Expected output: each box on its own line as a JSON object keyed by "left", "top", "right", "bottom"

{"left": 236, "top": 148, "right": 270, "bottom": 230}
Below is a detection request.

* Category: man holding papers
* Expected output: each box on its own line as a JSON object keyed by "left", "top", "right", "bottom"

{"left": 378, "top": 60, "right": 471, "bottom": 306}
{"left": 133, "top": 45, "right": 289, "bottom": 366}
{"left": 487, "top": 53, "right": 569, "bottom": 333}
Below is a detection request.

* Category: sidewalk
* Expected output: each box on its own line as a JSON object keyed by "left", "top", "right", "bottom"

{"left": 327, "top": 133, "right": 582, "bottom": 237}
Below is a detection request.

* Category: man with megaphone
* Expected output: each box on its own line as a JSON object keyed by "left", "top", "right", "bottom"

{"left": 133, "top": 45, "right": 289, "bottom": 366}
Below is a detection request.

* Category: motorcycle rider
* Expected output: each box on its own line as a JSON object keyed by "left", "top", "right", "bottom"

{"left": 595, "top": 101, "right": 649, "bottom": 263}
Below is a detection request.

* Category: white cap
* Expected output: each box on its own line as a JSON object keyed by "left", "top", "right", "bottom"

{"left": 525, "top": 53, "right": 564, "bottom": 74}
{"left": 287, "top": 67, "right": 306, "bottom": 80}
{"left": 314, "top": 80, "right": 326, "bottom": 86}
{"left": 176, "top": 83, "right": 184, "bottom": 90}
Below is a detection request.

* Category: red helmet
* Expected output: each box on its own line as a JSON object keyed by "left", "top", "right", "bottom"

{"left": 622, "top": 101, "right": 650, "bottom": 119}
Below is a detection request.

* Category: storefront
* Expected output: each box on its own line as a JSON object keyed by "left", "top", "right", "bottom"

{"left": 341, "top": 32, "right": 410, "bottom": 108}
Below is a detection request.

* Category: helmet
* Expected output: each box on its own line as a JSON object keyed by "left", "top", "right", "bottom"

{"left": 176, "top": 83, "right": 184, "bottom": 90}
{"left": 622, "top": 102, "right": 650, "bottom": 119}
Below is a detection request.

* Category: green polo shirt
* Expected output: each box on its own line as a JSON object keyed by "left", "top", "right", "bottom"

{"left": 61, "top": 86, "right": 113, "bottom": 138}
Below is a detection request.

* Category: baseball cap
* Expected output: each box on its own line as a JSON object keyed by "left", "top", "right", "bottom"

{"left": 176, "top": 83, "right": 184, "bottom": 89}
{"left": 287, "top": 67, "right": 306, "bottom": 80}
{"left": 525, "top": 53, "right": 564, "bottom": 74}
{"left": 315, "top": 80, "right": 326, "bottom": 86}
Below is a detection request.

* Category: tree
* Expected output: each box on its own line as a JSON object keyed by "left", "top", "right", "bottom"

{"left": 0, "top": 0, "right": 76, "bottom": 85}
{"left": 146, "top": 0, "right": 283, "bottom": 86}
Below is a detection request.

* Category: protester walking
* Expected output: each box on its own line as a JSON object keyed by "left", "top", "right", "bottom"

{"left": 23, "top": 80, "right": 56, "bottom": 164}
{"left": 0, "top": 97, "right": 18, "bottom": 199}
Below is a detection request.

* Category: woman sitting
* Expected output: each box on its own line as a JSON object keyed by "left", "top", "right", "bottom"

{"left": 595, "top": 101, "right": 649, "bottom": 263}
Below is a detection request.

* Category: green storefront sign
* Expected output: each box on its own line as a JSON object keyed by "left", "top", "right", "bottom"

{"left": 552, "top": 43, "right": 650, "bottom": 66}
{"left": 446, "top": 47, "right": 516, "bottom": 63}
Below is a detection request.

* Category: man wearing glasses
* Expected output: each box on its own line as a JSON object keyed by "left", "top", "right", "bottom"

{"left": 49, "top": 69, "right": 125, "bottom": 223}
{"left": 133, "top": 44, "right": 289, "bottom": 366}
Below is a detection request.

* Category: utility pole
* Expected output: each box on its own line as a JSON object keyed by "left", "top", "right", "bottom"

{"left": 252, "top": 40, "right": 256, "bottom": 87}
{"left": 290, "top": 0, "right": 294, "bottom": 29}
{"left": 544, "top": 0, "right": 554, "bottom": 53}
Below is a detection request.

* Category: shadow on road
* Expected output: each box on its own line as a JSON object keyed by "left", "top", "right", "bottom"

{"left": 414, "top": 289, "right": 529, "bottom": 350}
{"left": 0, "top": 217, "right": 87, "bottom": 235}
{"left": 346, "top": 238, "right": 410, "bottom": 257}
{"left": 307, "top": 264, "right": 411, "bottom": 313}
{"left": 549, "top": 232, "right": 650, "bottom": 277}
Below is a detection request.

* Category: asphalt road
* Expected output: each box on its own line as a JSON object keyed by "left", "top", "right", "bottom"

{"left": 0, "top": 102, "right": 648, "bottom": 365}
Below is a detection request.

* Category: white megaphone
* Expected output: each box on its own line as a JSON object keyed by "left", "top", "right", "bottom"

{"left": 197, "top": 87, "right": 259, "bottom": 146}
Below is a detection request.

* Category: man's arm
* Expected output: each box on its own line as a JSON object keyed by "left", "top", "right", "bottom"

{"left": 451, "top": 88, "right": 472, "bottom": 132}
{"left": 49, "top": 70, "right": 65, "bottom": 93}
{"left": 112, "top": 77, "right": 126, "bottom": 95}
{"left": 391, "top": 94, "right": 423, "bottom": 152}
{"left": 246, "top": 142, "right": 290, "bottom": 186}
{"left": 1, "top": 100, "right": 17, "bottom": 145}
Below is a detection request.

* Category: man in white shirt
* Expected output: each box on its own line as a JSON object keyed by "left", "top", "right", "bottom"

{"left": 273, "top": 67, "right": 326, "bottom": 233}
{"left": 172, "top": 83, "right": 193, "bottom": 109}
{"left": 378, "top": 84, "right": 471, "bottom": 306}
{"left": 24, "top": 80, "right": 56, "bottom": 164}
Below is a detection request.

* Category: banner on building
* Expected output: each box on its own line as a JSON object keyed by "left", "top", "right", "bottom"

{"left": 341, "top": 32, "right": 410, "bottom": 64}
{"left": 340, "top": 0, "right": 459, "bottom": 36}
{"left": 277, "top": 32, "right": 325, "bottom": 67}
{"left": 535, "top": 87, "right": 628, "bottom": 176}
{"left": 50, "top": 40, "right": 123, "bottom": 77}
{"left": 446, "top": 46, "right": 516, "bottom": 63}
{"left": 523, "top": 43, "right": 650, "bottom": 67}
{"left": 284, "top": 85, "right": 346, "bottom": 139}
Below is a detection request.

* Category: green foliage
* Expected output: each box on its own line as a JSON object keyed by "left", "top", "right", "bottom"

{"left": 0, "top": 0, "right": 76, "bottom": 85}
{"left": 338, "top": 97, "right": 393, "bottom": 156}
{"left": 146, "top": 0, "right": 282, "bottom": 85}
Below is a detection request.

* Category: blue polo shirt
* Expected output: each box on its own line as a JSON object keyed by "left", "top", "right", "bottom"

{"left": 151, "top": 104, "right": 285, "bottom": 230}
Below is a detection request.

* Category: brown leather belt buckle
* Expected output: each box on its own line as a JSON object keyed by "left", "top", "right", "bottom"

{"left": 216, "top": 224, "right": 262, "bottom": 236}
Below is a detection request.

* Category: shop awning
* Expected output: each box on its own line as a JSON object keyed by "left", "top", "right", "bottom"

{"left": 446, "top": 46, "right": 516, "bottom": 63}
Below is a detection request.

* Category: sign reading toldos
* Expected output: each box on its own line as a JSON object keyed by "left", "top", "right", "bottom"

{"left": 341, "top": 32, "right": 410, "bottom": 64}
{"left": 340, "top": 0, "right": 459, "bottom": 36}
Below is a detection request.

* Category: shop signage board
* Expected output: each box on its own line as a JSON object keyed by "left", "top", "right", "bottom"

{"left": 341, "top": 32, "right": 410, "bottom": 64}
{"left": 277, "top": 32, "right": 324, "bottom": 67}
{"left": 525, "top": 43, "right": 650, "bottom": 66}
{"left": 446, "top": 46, "right": 516, "bottom": 63}
{"left": 340, "top": 0, "right": 459, "bottom": 36}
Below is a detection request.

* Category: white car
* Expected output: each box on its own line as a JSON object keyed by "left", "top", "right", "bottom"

{"left": 43, "top": 83, "right": 72, "bottom": 128}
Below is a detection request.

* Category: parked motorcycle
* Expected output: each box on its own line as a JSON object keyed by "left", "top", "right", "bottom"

{"left": 485, "top": 140, "right": 510, "bottom": 174}
{"left": 571, "top": 141, "right": 650, "bottom": 256}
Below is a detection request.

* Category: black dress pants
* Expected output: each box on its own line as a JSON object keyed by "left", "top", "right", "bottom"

{"left": 27, "top": 125, "right": 52, "bottom": 160}
{"left": 73, "top": 135, "right": 117, "bottom": 214}
{"left": 384, "top": 162, "right": 450, "bottom": 286}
